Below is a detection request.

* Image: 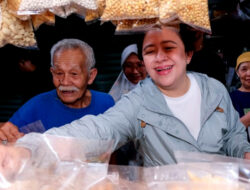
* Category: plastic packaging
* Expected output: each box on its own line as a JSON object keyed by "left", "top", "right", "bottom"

{"left": 0, "top": 134, "right": 114, "bottom": 189}
{"left": 31, "top": 11, "right": 55, "bottom": 30}
{"left": 159, "top": 0, "right": 211, "bottom": 33}
{"left": 85, "top": 0, "right": 106, "bottom": 22}
{"left": 101, "top": 0, "right": 159, "bottom": 21}
{"left": 16, "top": 0, "right": 97, "bottom": 16}
{"left": 0, "top": 0, "right": 36, "bottom": 48}
{"left": 6, "top": 0, "right": 30, "bottom": 20}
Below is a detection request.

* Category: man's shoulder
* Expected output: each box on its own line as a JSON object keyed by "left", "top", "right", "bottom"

{"left": 91, "top": 90, "right": 113, "bottom": 99}
{"left": 25, "top": 89, "right": 57, "bottom": 105}
{"left": 90, "top": 90, "right": 115, "bottom": 106}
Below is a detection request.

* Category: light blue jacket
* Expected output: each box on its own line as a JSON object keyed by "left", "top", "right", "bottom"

{"left": 18, "top": 72, "right": 250, "bottom": 166}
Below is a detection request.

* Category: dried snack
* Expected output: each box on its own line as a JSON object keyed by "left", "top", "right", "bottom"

{"left": 31, "top": 11, "right": 55, "bottom": 30}
{"left": 177, "top": 0, "right": 211, "bottom": 33}
{"left": 159, "top": 0, "right": 179, "bottom": 22}
{"left": 160, "top": 0, "right": 211, "bottom": 33}
{"left": 101, "top": 0, "right": 159, "bottom": 21}
{"left": 85, "top": 0, "right": 105, "bottom": 22}
{"left": 73, "top": 0, "right": 97, "bottom": 10}
{"left": 18, "top": 0, "right": 54, "bottom": 14}
{"left": 114, "top": 20, "right": 135, "bottom": 32}
{"left": 6, "top": 0, "right": 30, "bottom": 20}
{"left": 0, "top": 0, "right": 36, "bottom": 47}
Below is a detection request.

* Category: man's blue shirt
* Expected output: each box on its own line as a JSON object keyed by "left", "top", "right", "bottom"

{"left": 10, "top": 89, "right": 115, "bottom": 131}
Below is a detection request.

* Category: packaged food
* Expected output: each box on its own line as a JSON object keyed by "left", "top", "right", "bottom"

{"left": 101, "top": 0, "right": 159, "bottom": 21}
{"left": 6, "top": 0, "right": 30, "bottom": 20}
{"left": 31, "top": 11, "right": 55, "bottom": 30}
{"left": 0, "top": 0, "right": 36, "bottom": 47}
{"left": 17, "top": 0, "right": 97, "bottom": 15}
{"left": 85, "top": 0, "right": 106, "bottom": 22}
{"left": 159, "top": 0, "right": 211, "bottom": 33}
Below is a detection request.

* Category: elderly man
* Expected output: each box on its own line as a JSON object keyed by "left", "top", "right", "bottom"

{"left": 0, "top": 39, "right": 114, "bottom": 142}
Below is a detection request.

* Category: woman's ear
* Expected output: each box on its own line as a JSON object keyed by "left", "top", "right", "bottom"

{"left": 186, "top": 51, "right": 194, "bottom": 65}
{"left": 87, "top": 68, "right": 98, "bottom": 85}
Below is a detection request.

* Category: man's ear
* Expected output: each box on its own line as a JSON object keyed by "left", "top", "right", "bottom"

{"left": 87, "top": 68, "right": 98, "bottom": 85}
{"left": 50, "top": 67, "right": 54, "bottom": 74}
{"left": 186, "top": 51, "right": 194, "bottom": 65}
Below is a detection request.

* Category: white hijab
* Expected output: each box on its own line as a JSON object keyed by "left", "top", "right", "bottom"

{"left": 109, "top": 44, "right": 138, "bottom": 102}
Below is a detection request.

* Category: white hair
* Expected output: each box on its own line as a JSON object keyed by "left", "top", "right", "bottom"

{"left": 50, "top": 39, "right": 95, "bottom": 70}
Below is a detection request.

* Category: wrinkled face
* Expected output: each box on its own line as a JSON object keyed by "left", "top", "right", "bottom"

{"left": 142, "top": 27, "right": 192, "bottom": 95}
{"left": 237, "top": 61, "right": 250, "bottom": 90}
{"left": 51, "top": 48, "right": 95, "bottom": 108}
{"left": 123, "top": 53, "right": 147, "bottom": 84}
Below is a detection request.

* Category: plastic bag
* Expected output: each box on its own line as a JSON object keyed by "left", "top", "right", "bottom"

{"left": 142, "top": 163, "right": 248, "bottom": 190}
{"left": 19, "top": 120, "right": 46, "bottom": 134}
{"left": 101, "top": 0, "right": 159, "bottom": 21}
{"left": 159, "top": 0, "right": 211, "bottom": 33}
{"left": 174, "top": 151, "right": 250, "bottom": 184}
{"left": 6, "top": 0, "right": 30, "bottom": 20}
{"left": 0, "top": 134, "right": 113, "bottom": 189}
{"left": 17, "top": 0, "right": 97, "bottom": 15}
{"left": 85, "top": 0, "right": 106, "bottom": 22}
{"left": 0, "top": 0, "right": 36, "bottom": 48}
{"left": 31, "top": 11, "right": 55, "bottom": 30}
{"left": 114, "top": 18, "right": 159, "bottom": 34}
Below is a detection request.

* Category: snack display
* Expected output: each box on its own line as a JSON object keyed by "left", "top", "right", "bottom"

{"left": 160, "top": 0, "right": 211, "bottom": 33}
{"left": 101, "top": 0, "right": 159, "bottom": 21}
{"left": 31, "top": 11, "right": 55, "bottom": 30}
{"left": 85, "top": 0, "right": 106, "bottom": 22}
{"left": 0, "top": 0, "right": 36, "bottom": 47}
{"left": 6, "top": 0, "right": 30, "bottom": 20}
{"left": 114, "top": 18, "right": 159, "bottom": 34}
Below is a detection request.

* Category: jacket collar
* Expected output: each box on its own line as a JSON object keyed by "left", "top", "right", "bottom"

{"left": 140, "top": 72, "right": 223, "bottom": 122}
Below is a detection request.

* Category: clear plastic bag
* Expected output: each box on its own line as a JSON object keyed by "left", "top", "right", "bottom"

{"left": 0, "top": 134, "right": 114, "bottom": 189}
{"left": 85, "top": 0, "right": 106, "bottom": 22}
{"left": 0, "top": 0, "right": 36, "bottom": 48}
{"left": 174, "top": 151, "right": 250, "bottom": 184}
{"left": 31, "top": 11, "right": 55, "bottom": 30}
{"left": 101, "top": 0, "right": 159, "bottom": 21}
{"left": 159, "top": 0, "right": 211, "bottom": 33}
{"left": 17, "top": 0, "right": 97, "bottom": 16}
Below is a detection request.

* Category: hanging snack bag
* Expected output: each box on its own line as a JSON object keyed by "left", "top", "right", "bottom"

{"left": 6, "top": 0, "right": 30, "bottom": 20}
{"left": 160, "top": 0, "right": 211, "bottom": 33}
{"left": 101, "top": 0, "right": 159, "bottom": 21}
{"left": 114, "top": 18, "right": 159, "bottom": 34}
{"left": 0, "top": 0, "right": 36, "bottom": 48}
{"left": 85, "top": 0, "right": 106, "bottom": 22}
{"left": 73, "top": 0, "right": 97, "bottom": 10}
{"left": 31, "top": 11, "right": 55, "bottom": 30}
{"left": 17, "top": 0, "right": 55, "bottom": 15}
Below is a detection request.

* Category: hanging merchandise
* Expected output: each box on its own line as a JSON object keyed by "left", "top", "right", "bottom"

{"left": 159, "top": 0, "right": 211, "bottom": 33}
{"left": 85, "top": 0, "right": 106, "bottom": 22}
{"left": 31, "top": 11, "right": 55, "bottom": 30}
{"left": 101, "top": 0, "right": 159, "bottom": 21}
{"left": 0, "top": 0, "right": 36, "bottom": 48}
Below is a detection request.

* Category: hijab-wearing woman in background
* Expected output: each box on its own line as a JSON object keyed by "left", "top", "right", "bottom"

{"left": 230, "top": 51, "right": 250, "bottom": 135}
{"left": 109, "top": 44, "right": 147, "bottom": 102}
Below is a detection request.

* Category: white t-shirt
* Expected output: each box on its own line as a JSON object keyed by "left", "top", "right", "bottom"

{"left": 163, "top": 73, "right": 201, "bottom": 140}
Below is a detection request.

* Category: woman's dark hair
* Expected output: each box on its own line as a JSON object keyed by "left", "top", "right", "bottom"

{"left": 179, "top": 24, "right": 199, "bottom": 52}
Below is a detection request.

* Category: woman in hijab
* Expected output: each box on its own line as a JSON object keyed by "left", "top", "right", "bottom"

{"left": 109, "top": 44, "right": 147, "bottom": 102}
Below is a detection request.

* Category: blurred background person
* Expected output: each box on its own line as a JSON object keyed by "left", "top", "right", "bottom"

{"left": 109, "top": 44, "right": 147, "bottom": 166}
{"left": 187, "top": 31, "right": 227, "bottom": 86}
{"left": 230, "top": 51, "right": 250, "bottom": 135}
{"left": 109, "top": 44, "right": 147, "bottom": 102}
